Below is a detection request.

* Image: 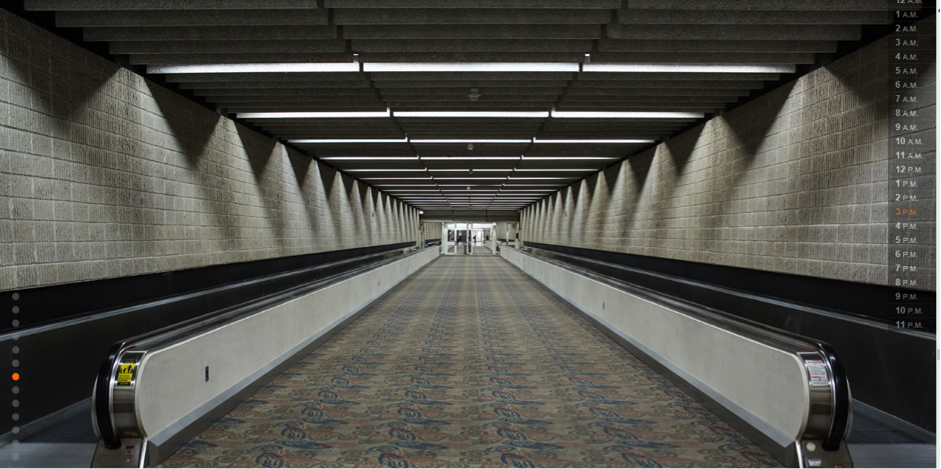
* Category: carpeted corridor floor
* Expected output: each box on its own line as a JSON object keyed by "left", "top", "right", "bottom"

{"left": 161, "top": 256, "right": 780, "bottom": 468}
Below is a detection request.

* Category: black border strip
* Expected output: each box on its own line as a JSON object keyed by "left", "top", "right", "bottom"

{"left": 0, "top": 242, "right": 414, "bottom": 332}
{"left": 525, "top": 242, "right": 935, "bottom": 329}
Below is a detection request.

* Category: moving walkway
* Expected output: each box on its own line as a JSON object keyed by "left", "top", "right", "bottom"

{"left": 90, "top": 248, "right": 855, "bottom": 467}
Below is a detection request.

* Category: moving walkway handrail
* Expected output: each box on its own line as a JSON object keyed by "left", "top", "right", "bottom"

{"left": 517, "top": 246, "right": 852, "bottom": 451}
{"left": 92, "top": 246, "right": 421, "bottom": 449}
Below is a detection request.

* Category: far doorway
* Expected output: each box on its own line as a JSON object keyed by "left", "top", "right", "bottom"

{"left": 441, "top": 222, "right": 498, "bottom": 256}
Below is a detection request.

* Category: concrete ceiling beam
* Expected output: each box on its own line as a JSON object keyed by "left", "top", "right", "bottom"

{"left": 606, "top": 24, "right": 861, "bottom": 41}
{"left": 358, "top": 52, "right": 590, "bottom": 62}
{"left": 129, "top": 53, "right": 354, "bottom": 65}
{"left": 164, "top": 73, "right": 366, "bottom": 83}
{"left": 334, "top": 8, "right": 610, "bottom": 24}
{"left": 352, "top": 39, "right": 593, "bottom": 52}
{"left": 179, "top": 81, "right": 374, "bottom": 90}
{"left": 566, "top": 88, "right": 748, "bottom": 96}
{"left": 598, "top": 40, "right": 837, "bottom": 53}
{"left": 326, "top": 0, "right": 619, "bottom": 8}
{"left": 625, "top": 0, "right": 887, "bottom": 10}
{"left": 26, "top": 0, "right": 316, "bottom": 10}
{"left": 591, "top": 52, "right": 816, "bottom": 64}
{"left": 111, "top": 39, "right": 348, "bottom": 54}
{"left": 84, "top": 25, "right": 337, "bottom": 41}
{"left": 344, "top": 25, "right": 601, "bottom": 39}
{"left": 204, "top": 96, "right": 386, "bottom": 104}
{"left": 616, "top": 10, "right": 890, "bottom": 24}
{"left": 570, "top": 80, "right": 764, "bottom": 88}
{"left": 192, "top": 89, "right": 379, "bottom": 96}
{"left": 57, "top": 9, "right": 328, "bottom": 27}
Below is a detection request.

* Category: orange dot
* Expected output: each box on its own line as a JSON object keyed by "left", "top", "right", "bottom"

{"left": 11, "top": 373, "right": 18, "bottom": 381}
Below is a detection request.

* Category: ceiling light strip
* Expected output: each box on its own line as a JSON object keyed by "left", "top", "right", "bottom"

{"left": 582, "top": 64, "right": 795, "bottom": 74}
{"left": 396, "top": 112, "right": 548, "bottom": 118}
{"left": 532, "top": 138, "right": 655, "bottom": 144}
{"left": 434, "top": 177, "right": 508, "bottom": 180}
{"left": 149, "top": 63, "right": 361, "bottom": 74}
{"left": 291, "top": 138, "right": 406, "bottom": 143}
{"left": 550, "top": 111, "right": 703, "bottom": 119}
{"left": 411, "top": 139, "right": 532, "bottom": 144}
{"left": 238, "top": 110, "right": 390, "bottom": 119}
{"left": 321, "top": 157, "right": 418, "bottom": 161}
{"left": 421, "top": 157, "right": 521, "bottom": 161}
{"left": 365, "top": 62, "right": 579, "bottom": 73}
{"left": 345, "top": 169, "right": 427, "bottom": 172}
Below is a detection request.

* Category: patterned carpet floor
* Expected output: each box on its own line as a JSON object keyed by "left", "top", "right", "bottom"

{"left": 161, "top": 256, "right": 780, "bottom": 468}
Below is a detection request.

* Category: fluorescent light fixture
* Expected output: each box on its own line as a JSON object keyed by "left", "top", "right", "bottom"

{"left": 362, "top": 177, "right": 432, "bottom": 180}
{"left": 421, "top": 157, "right": 521, "bottom": 161}
{"left": 345, "top": 169, "right": 427, "bottom": 172}
{"left": 371, "top": 184, "right": 437, "bottom": 187}
{"left": 411, "top": 139, "right": 532, "bottom": 144}
{"left": 238, "top": 110, "right": 391, "bottom": 119}
{"left": 582, "top": 64, "right": 795, "bottom": 74}
{"left": 522, "top": 156, "right": 619, "bottom": 160}
{"left": 365, "top": 62, "right": 579, "bottom": 73}
{"left": 437, "top": 185, "right": 503, "bottom": 187}
{"left": 321, "top": 157, "right": 418, "bottom": 161}
{"left": 508, "top": 177, "right": 575, "bottom": 180}
{"left": 396, "top": 112, "right": 548, "bottom": 118}
{"left": 434, "top": 177, "right": 507, "bottom": 180}
{"left": 291, "top": 138, "right": 406, "bottom": 144}
{"left": 149, "top": 63, "right": 360, "bottom": 74}
{"left": 499, "top": 189, "right": 557, "bottom": 192}
{"left": 514, "top": 169, "right": 596, "bottom": 172}
{"left": 429, "top": 169, "right": 510, "bottom": 172}
{"left": 532, "top": 138, "right": 655, "bottom": 144}
{"left": 551, "top": 111, "right": 703, "bottom": 119}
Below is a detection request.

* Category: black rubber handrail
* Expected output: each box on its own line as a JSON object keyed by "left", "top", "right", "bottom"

{"left": 94, "top": 341, "right": 126, "bottom": 449}
{"left": 92, "top": 246, "right": 422, "bottom": 447}
{"left": 520, "top": 246, "right": 851, "bottom": 449}
{"left": 821, "top": 342, "right": 850, "bottom": 451}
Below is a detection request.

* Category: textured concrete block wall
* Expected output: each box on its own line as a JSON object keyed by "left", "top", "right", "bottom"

{"left": 423, "top": 222, "right": 442, "bottom": 241}
{"left": 0, "top": 10, "right": 417, "bottom": 292}
{"left": 496, "top": 222, "right": 516, "bottom": 241}
{"left": 523, "top": 37, "right": 934, "bottom": 289}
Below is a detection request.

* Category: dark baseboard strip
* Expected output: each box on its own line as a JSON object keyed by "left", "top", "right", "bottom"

{"left": 524, "top": 242, "right": 934, "bottom": 328}
{"left": 1, "top": 242, "right": 415, "bottom": 331}
{"left": 0, "top": 400, "right": 90, "bottom": 448}
{"left": 853, "top": 401, "right": 936, "bottom": 444}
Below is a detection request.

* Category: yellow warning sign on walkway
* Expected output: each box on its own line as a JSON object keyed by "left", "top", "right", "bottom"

{"left": 117, "top": 363, "right": 136, "bottom": 386}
